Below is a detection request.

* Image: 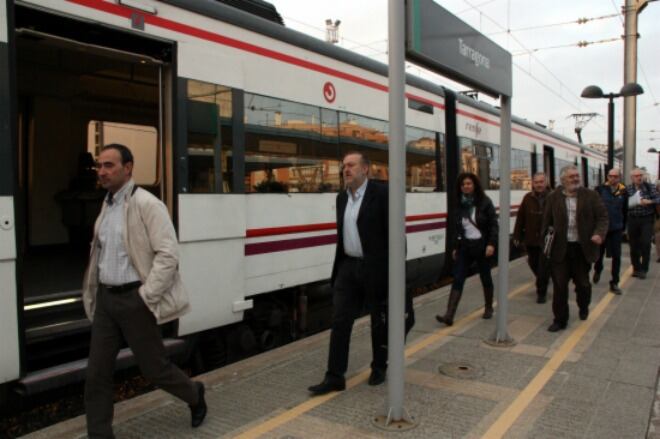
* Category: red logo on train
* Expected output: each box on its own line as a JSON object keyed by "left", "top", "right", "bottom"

{"left": 323, "top": 82, "right": 336, "bottom": 103}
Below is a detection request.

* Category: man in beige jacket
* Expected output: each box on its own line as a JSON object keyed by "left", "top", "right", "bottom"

{"left": 82, "top": 144, "right": 206, "bottom": 438}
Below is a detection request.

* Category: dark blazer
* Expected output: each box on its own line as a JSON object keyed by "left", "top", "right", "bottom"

{"left": 331, "top": 180, "right": 388, "bottom": 297}
{"left": 595, "top": 182, "right": 628, "bottom": 231}
{"left": 453, "top": 195, "right": 498, "bottom": 250}
{"left": 513, "top": 189, "right": 550, "bottom": 247}
{"left": 542, "top": 186, "right": 608, "bottom": 263}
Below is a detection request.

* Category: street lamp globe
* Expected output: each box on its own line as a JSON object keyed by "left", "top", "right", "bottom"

{"left": 620, "top": 83, "right": 644, "bottom": 97}
{"left": 581, "top": 85, "right": 604, "bottom": 99}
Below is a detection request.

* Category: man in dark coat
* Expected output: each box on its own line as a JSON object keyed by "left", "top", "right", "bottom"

{"left": 308, "top": 151, "right": 414, "bottom": 395}
{"left": 513, "top": 172, "right": 551, "bottom": 303}
{"left": 593, "top": 168, "right": 628, "bottom": 294}
{"left": 542, "top": 165, "right": 608, "bottom": 332}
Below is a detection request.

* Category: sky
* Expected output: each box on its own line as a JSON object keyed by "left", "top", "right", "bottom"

{"left": 271, "top": 0, "right": 660, "bottom": 179}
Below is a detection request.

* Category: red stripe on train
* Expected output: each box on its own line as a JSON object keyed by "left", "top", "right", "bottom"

{"left": 245, "top": 221, "right": 448, "bottom": 255}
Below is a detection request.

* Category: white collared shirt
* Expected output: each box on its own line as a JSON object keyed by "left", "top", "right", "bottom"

{"left": 342, "top": 179, "right": 368, "bottom": 257}
{"left": 97, "top": 180, "right": 141, "bottom": 286}
{"left": 565, "top": 195, "right": 578, "bottom": 242}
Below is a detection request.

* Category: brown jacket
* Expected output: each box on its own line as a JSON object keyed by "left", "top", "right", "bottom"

{"left": 541, "top": 186, "right": 608, "bottom": 264}
{"left": 82, "top": 181, "right": 190, "bottom": 325}
{"left": 513, "top": 189, "right": 550, "bottom": 247}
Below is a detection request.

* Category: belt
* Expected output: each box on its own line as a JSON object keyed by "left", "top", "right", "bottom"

{"left": 344, "top": 255, "right": 364, "bottom": 261}
{"left": 100, "top": 281, "right": 142, "bottom": 293}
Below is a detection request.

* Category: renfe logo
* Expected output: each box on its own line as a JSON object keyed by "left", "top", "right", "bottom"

{"left": 323, "top": 82, "right": 336, "bottom": 103}
{"left": 458, "top": 38, "right": 491, "bottom": 70}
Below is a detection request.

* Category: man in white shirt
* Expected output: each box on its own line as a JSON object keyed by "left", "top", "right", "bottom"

{"left": 83, "top": 144, "right": 206, "bottom": 438}
{"left": 308, "top": 151, "right": 414, "bottom": 395}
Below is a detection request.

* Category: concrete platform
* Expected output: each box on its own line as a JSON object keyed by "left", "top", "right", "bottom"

{"left": 22, "top": 252, "right": 660, "bottom": 439}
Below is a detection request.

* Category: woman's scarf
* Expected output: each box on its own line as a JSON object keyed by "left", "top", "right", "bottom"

{"left": 460, "top": 194, "right": 475, "bottom": 219}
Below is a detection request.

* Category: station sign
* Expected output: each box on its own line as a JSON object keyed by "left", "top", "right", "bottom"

{"left": 406, "top": 0, "right": 512, "bottom": 97}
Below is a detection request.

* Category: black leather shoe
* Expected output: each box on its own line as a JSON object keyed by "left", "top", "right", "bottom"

{"left": 632, "top": 271, "right": 641, "bottom": 278}
{"left": 368, "top": 368, "right": 386, "bottom": 386}
{"left": 610, "top": 283, "right": 622, "bottom": 295}
{"left": 190, "top": 382, "right": 207, "bottom": 428}
{"left": 579, "top": 309, "right": 589, "bottom": 320}
{"left": 536, "top": 296, "right": 547, "bottom": 304}
{"left": 435, "top": 314, "right": 453, "bottom": 326}
{"left": 592, "top": 271, "right": 601, "bottom": 284}
{"left": 638, "top": 271, "right": 647, "bottom": 279}
{"left": 547, "top": 322, "right": 566, "bottom": 332}
{"left": 308, "top": 376, "right": 345, "bottom": 395}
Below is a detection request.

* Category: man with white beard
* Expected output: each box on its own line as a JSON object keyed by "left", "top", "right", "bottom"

{"left": 541, "top": 165, "right": 608, "bottom": 332}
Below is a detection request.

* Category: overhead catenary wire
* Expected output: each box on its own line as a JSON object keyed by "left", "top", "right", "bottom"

{"left": 512, "top": 37, "right": 621, "bottom": 56}
{"left": 489, "top": 13, "right": 620, "bottom": 36}
{"left": 458, "top": 0, "right": 608, "bottom": 133}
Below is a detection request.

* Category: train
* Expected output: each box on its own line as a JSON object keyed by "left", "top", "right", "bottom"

{"left": 0, "top": 0, "right": 609, "bottom": 404}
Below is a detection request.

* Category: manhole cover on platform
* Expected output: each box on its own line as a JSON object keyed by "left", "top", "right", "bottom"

{"left": 438, "top": 362, "right": 484, "bottom": 380}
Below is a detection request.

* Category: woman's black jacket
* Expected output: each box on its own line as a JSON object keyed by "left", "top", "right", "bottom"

{"left": 453, "top": 195, "right": 499, "bottom": 250}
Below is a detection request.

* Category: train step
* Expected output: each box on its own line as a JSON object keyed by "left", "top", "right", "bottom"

{"left": 15, "top": 338, "right": 188, "bottom": 396}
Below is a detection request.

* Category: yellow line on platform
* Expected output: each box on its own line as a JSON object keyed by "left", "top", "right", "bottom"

{"left": 481, "top": 265, "right": 633, "bottom": 439}
{"left": 232, "top": 279, "right": 535, "bottom": 439}
{"left": 404, "top": 280, "right": 534, "bottom": 357}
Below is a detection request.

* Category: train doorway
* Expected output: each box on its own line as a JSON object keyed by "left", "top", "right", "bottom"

{"left": 14, "top": 4, "right": 173, "bottom": 370}
{"left": 543, "top": 146, "right": 556, "bottom": 188}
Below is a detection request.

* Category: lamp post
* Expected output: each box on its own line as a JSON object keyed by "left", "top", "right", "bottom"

{"left": 648, "top": 147, "right": 660, "bottom": 182}
{"left": 581, "top": 83, "right": 644, "bottom": 174}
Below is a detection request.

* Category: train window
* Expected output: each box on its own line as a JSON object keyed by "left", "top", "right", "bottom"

{"left": 321, "top": 108, "right": 339, "bottom": 140}
{"left": 459, "top": 138, "right": 499, "bottom": 189}
{"left": 338, "top": 112, "right": 389, "bottom": 183}
{"left": 244, "top": 94, "right": 340, "bottom": 193}
{"left": 406, "top": 126, "right": 437, "bottom": 192}
{"left": 408, "top": 98, "right": 434, "bottom": 115}
{"left": 87, "top": 121, "right": 158, "bottom": 186}
{"left": 589, "top": 166, "right": 600, "bottom": 187}
{"left": 339, "top": 113, "right": 389, "bottom": 146}
{"left": 187, "top": 80, "right": 233, "bottom": 193}
{"left": 511, "top": 149, "right": 532, "bottom": 190}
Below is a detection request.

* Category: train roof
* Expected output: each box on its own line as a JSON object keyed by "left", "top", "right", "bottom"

{"left": 212, "top": 0, "right": 284, "bottom": 25}
{"left": 456, "top": 93, "right": 605, "bottom": 158}
{"left": 162, "top": 0, "right": 604, "bottom": 159}
{"left": 160, "top": 0, "right": 447, "bottom": 98}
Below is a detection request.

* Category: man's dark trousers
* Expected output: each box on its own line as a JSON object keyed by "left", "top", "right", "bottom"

{"left": 550, "top": 242, "right": 591, "bottom": 326}
{"left": 594, "top": 229, "right": 623, "bottom": 285}
{"left": 628, "top": 215, "right": 654, "bottom": 273}
{"left": 526, "top": 245, "right": 549, "bottom": 297}
{"left": 85, "top": 285, "right": 198, "bottom": 438}
{"left": 327, "top": 257, "right": 387, "bottom": 378}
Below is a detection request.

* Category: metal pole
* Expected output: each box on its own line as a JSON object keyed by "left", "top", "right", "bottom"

{"left": 607, "top": 96, "right": 615, "bottom": 173}
{"left": 623, "top": 0, "right": 639, "bottom": 182}
{"left": 488, "top": 95, "right": 513, "bottom": 345}
{"left": 386, "top": 0, "right": 406, "bottom": 422}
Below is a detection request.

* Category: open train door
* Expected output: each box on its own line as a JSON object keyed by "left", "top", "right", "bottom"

{"left": 543, "top": 145, "right": 556, "bottom": 188}
{"left": 0, "top": 0, "right": 21, "bottom": 398}
{"left": 581, "top": 157, "right": 589, "bottom": 188}
{"left": 12, "top": 1, "right": 174, "bottom": 390}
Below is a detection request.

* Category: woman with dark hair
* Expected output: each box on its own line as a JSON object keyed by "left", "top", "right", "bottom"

{"left": 436, "top": 172, "right": 498, "bottom": 326}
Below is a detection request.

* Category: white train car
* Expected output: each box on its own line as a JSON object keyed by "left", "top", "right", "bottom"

{"left": 0, "top": 0, "right": 607, "bottom": 400}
